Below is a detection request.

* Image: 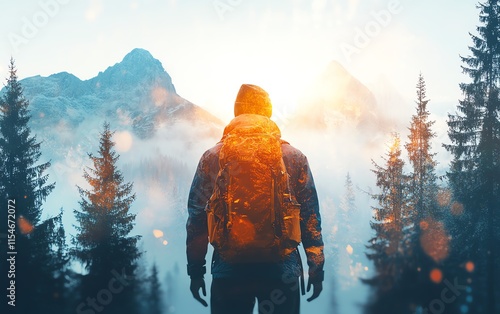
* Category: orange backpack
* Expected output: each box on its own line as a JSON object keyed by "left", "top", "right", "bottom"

{"left": 206, "top": 114, "right": 301, "bottom": 263}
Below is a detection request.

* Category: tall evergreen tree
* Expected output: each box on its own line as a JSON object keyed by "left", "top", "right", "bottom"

{"left": 72, "top": 123, "right": 141, "bottom": 314}
{"left": 405, "top": 74, "right": 439, "bottom": 221}
{"left": 444, "top": 1, "right": 500, "bottom": 312}
{"left": 0, "top": 59, "right": 58, "bottom": 313}
{"left": 0, "top": 59, "right": 54, "bottom": 226}
{"left": 363, "top": 135, "right": 413, "bottom": 313}
{"left": 404, "top": 74, "right": 444, "bottom": 310}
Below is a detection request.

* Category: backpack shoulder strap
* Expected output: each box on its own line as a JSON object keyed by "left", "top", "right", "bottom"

{"left": 280, "top": 139, "right": 290, "bottom": 145}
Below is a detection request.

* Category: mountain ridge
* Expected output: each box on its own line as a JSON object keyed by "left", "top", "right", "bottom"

{"left": 15, "top": 48, "right": 223, "bottom": 142}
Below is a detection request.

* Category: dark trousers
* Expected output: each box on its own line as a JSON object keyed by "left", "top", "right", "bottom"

{"left": 210, "top": 276, "right": 300, "bottom": 314}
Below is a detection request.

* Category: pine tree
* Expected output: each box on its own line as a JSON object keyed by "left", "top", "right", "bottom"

{"left": 72, "top": 122, "right": 141, "bottom": 314}
{"left": 0, "top": 59, "right": 57, "bottom": 313}
{"left": 404, "top": 74, "right": 443, "bottom": 308}
{"left": 363, "top": 135, "right": 413, "bottom": 313}
{"left": 321, "top": 196, "right": 339, "bottom": 312}
{"left": 339, "top": 172, "right": 356, "bottom": 237}
{"left": 32, "top": 211, "right": 70, "bottom": 314}
{"left": 163, "top": 263, "right": 181, "bottom": 313}
{"left": 148, "top": 263, "right": 163, "bottom": 314}
{"left": 405, "top": 74, "right": 439, "bottom": 221}
{"left": 337, "top": 173, "right": 361, "bottom": 288}
{"left": 444, "top": 1, "right": 500, "bottom": 312}
{"left": 133, "top": 254, "right": 151, "bottom": 313}
{"left": 0, "top": 59, "right": 54, "bottom": 225}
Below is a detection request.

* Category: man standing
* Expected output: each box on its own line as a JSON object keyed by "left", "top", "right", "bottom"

{"left": 186, "top": 84, "right": 324, "bottom": 314}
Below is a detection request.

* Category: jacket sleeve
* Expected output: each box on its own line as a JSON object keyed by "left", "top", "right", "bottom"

{"left": 186, "top": 150, "right": 215, "bottom": 279}
{"left": 296, "top": 155, "right": 325, "bottom": 283}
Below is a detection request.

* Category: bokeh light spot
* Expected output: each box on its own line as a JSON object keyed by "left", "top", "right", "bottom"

{"left": 346, "top": 244, "right": 353, "bottom": 255}
{"left": 153, "top": 229, "right": 164, "bottom": 238}
{"left": 430, "top": 268, "right": 443, "bottom": 284}
{"left": 465, "top": 261, "right": 475, "bottom": 273}
{"left": 18, "top": 216, "right": 34, "bottom": 235}
{"left": 420, "top": 219, "right": 449, "bottom": 262}
{"left": 113, "top": 131, "right": 133, "bottom": 152}
{"left": 436, "top": 189, "right": 452, "bottom": 207}
{"left": 451, "top": 202, "right": 464, "bottom": 216}
{"left": 420, "top": 220, "right": 429, "bottom": 230}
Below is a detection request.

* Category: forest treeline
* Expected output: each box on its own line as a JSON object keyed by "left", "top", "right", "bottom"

{"left": 362, "top": 1, "right": 500, "bottom": 313}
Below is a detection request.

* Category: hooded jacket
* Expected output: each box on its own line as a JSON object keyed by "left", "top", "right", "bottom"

{"left": 186, "top": 114, "right": 324, "bottom": 283}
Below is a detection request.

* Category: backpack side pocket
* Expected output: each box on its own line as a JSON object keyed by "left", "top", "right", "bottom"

{"left": 283, "top": 201, "right": 301, "bottom": 247}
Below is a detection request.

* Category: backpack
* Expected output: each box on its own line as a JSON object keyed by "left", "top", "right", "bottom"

{"left": 206, "top": 114, "right": 301, "bottom": 263}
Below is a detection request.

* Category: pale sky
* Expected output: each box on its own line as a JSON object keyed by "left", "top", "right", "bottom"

{"left": 0, "top": 0, "right": 479, "bottom": 122}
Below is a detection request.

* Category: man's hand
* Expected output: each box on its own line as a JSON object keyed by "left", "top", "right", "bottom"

{"left": 190, "top": 278, "right": 208, "bottom": 307}
{"left": 306, "top": 279, "right": 323, "bottom": 302}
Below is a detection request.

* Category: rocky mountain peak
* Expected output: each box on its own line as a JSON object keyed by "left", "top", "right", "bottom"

{"left": 92, "top": 48, "right": 176, "bottom": 93}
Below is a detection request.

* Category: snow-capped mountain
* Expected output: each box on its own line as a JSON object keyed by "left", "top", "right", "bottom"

{"left": 14, "top": 47, "right": 223, "bottom": 206}
{"left": 20, "top": 48, "right": 222, "bottom": 145}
